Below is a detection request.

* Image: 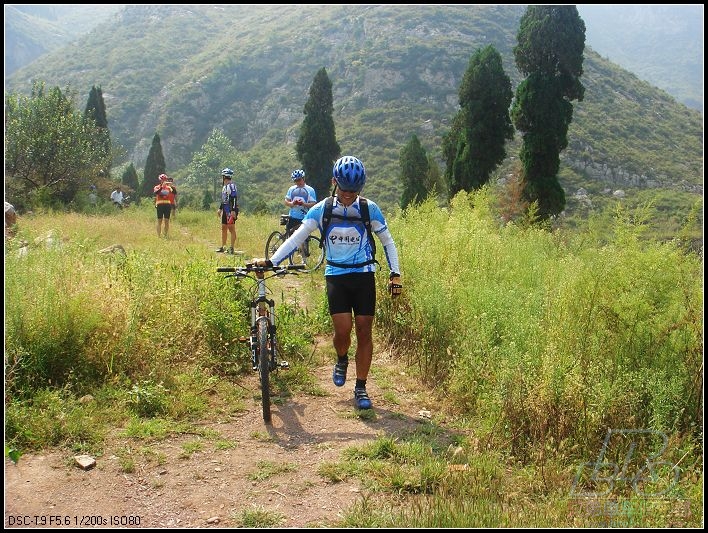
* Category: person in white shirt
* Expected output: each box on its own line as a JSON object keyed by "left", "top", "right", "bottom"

{"left": 110, "top": 187, "right": 124, "bottom": 208}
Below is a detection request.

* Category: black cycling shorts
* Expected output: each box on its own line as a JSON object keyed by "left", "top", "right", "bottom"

{"left": 221, "top": 206, "right": 238, "bottom": 224}
{"left": 326, "top": 272, "right": 376, "bottom": 316}
{"left": 286, "top": 216, "right": 303, "bottom": 235}
{"left": 156, "top": 203, "right": 172, "bottom": 219}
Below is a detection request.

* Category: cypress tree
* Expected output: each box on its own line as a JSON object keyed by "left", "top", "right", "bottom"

{"left": 84, "top": 85, "right": 111, "bottom": 172}
{"left": 399, "top": 134, "right": 430, "bottom": 209}
{"left": 511, "top": 6, "right": 586, "bottom": 219}
{"left": 445, "top": 45, "right": 513, "bottom": 197}
{"left": 121, "top": 162, "right": 140, "bottom": 204}
{"left": 142, "top": 133, "right": 167, "bottom": 197}
{"left": 296, "top": 67, "right": 341, "bottom": 200}
{"left": 84, "top": 85, "right": 108, "bottom": 128}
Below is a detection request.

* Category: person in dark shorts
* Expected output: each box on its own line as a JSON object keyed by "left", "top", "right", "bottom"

{"left": 153, "top": 174, "right": 175, "bottom": 237}
{"left": 254, "top": 156, "right": 402, "bottom": 410}
{"left": 215, "top": 168, "right": 239, "bottom": 254}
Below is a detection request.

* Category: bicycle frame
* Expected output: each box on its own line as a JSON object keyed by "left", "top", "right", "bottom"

{"left": 249, "top": 269, "right": 277, "bottom": 370}
{"left": 265, "top": 216, "right": 324, "bottom": 273}
{"left": 217, "top": 263, "right": 305, "bottom": 423}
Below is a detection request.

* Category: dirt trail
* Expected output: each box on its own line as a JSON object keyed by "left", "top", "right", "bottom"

{"left": 6, "top": 240, "right": 440, "bottom": 528}
{"left": 5, "top": 352, "right": 440, "bottom": 528}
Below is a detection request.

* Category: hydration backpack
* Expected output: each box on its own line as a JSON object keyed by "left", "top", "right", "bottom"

{"left": 320, "top": 196, "right": 377, "bottom": 267}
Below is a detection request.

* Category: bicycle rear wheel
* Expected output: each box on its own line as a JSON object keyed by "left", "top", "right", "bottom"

{"left": 290, "top": 235, "right": 324, "bottom": 272}
{"left": 265, "top": 231, "right": 286, "bottom": 262}
{"left": 256, "top": 316, "right": 271, "bottom": 423}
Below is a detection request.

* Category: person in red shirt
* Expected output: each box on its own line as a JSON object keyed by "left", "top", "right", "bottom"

{"left": 166, "top": 176, "right": 178, "bottom": 219}
{"left": 153, "top": 174, "right": 175, "bottom": 238}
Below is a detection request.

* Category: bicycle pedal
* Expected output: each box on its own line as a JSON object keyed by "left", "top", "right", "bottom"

{"left": 279, "top": 361, "right": 290, "bottom": 369}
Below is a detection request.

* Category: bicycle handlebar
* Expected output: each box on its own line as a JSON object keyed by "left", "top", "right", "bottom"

{"left": 217, "top": 263, "right": 306, "bottom": 274}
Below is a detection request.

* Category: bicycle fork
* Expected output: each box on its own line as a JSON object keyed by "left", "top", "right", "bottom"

{"left": 244, "top": 297, "right": 289, "bottom": 371}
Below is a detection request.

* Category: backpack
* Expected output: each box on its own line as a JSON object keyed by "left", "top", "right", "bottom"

{"left": 224, "top": 182, "right": 239, "bottom": 211}
{"left": 320, "top": 196, "right": 377, "bottom": 267}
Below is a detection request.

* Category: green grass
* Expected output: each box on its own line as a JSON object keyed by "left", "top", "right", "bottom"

{"left": 4, "top": 205, "right": 324, "bottom": 451}
{"left": 179, "top": 439, "right": 204, "bottom": 458}
{"left": 247, "top": 459, "right": 298, "bottom": 481}
{"left": 235, "top": 505, "right": 286, "bottom": 527}
{"left": 330, "top": 434, "right": 701, "bottom": 527}
{"left": 3, "top": 198, "right": 702, "bottom": 527}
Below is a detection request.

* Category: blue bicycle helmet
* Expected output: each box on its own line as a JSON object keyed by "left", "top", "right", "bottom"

{"left": 221, "top": 168, "right": 234, "bottom": 178}
{"left": 291, "top": 169, "right": 305, "bottom": 181}
{"left": 332, "top": 156, "right": 366, "bottom": 192}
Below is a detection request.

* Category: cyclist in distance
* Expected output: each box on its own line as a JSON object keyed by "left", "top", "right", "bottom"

{"left": 152, "top": 174, "right": 175, "bottom": 237}
{"left": 216, "top": 167, "right": 239, "bottom": 254}
{"left": 255, "top": 156, "right": 402, "bottom": 410}
{"left": 284, "top": 169, "right": 317, "bottom": 235}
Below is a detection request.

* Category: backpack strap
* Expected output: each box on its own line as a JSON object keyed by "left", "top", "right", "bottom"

{"left": 320, "top": 196, "right": 378, "bottom": 268}
{"left": 359, "top": 198, "right": 376, "bottom": 259}
{"left": 319, "top": 196, "right": 335, "bottom": 248}
{"left": 228, "top": 182, "right": 238, "bottom": 210}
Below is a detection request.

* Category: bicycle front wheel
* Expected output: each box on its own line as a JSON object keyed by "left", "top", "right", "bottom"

{"left": 256, "top": 316, "right": 271, "bottom": 423}
{"left": 265, "top": 231, "right": 286, "bottom": 262}
{"left": 290, "top": 235, "right": 324, "bottom": 272}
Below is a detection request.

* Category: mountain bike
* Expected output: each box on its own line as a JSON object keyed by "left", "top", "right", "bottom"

{"left": 217, "top": 262, "right": 306, "bottom": 423}
{"left": 265, "top": 215, "right": 324, "bottom": 273}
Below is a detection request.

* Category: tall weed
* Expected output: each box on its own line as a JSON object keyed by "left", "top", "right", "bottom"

{"left": 379, "top": 190, "right": 702, "bottom": 456}
{"left": 4, "top": 207, "right": 327, "bottom": 450}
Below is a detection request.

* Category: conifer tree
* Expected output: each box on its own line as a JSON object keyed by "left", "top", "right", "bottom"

{"left": 511, "top": 5, "right": 586, "bottom": 219}
{"left": 399, "top": 134, "right": 430, "bottom": 209}
{"left": 141, "top": 133, "right": 166, "bottom": 197}
{"left": 296, "top": 67, "right": 341, "bottom": 200}
{"left": 445, "top": 45, "right": 513, "bottom": 197}
{"left": 84, "top": 85, "right": 108, "bottom": 128}
{"left": 84, "top": 85, "right": 111, "bottom": 172}
{"left": 121, "top": 162, "right": 140, "bottom": 204}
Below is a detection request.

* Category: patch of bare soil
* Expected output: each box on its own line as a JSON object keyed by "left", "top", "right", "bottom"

{"left": 5, "top": 349, "right": 448, "bottom": 529}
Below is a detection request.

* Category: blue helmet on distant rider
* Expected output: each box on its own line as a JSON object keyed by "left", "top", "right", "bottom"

{"left": 291, "top": 169, "right": 305, "bottom": 181}
{"left": 221, "top": 168, "right": 234, "bottom": 179}
{"left": 332, "top": 156, "right": 366, "bottom": 192}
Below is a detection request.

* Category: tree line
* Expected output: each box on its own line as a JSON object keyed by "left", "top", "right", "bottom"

{"left": 407, "top": 6, "right": 585, "bottom": 219}
{"left": 5, "top": 6, "right": 585, "bottom": 221}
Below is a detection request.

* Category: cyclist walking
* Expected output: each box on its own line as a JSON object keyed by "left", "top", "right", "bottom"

{"left": 284, "top": 169, "right": 317, "bottom": 236}
{"left": 255, "top": 156, "right": 402, "bottom": 410}
{"left": 216, "top": 167, "right": 239, "bottom": 254}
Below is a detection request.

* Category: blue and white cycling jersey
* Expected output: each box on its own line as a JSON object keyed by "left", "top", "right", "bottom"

{"left": 221, "top": 182, "right": 238, "bottom": 215}
{"left": 285, "top": 184, "right": 316, "bottom": 220}
{"left": 269, "top": 196, "right": 400, "bottom": 276}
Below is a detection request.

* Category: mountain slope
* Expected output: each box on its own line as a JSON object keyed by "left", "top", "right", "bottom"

{"left": 5, "top": 5, "right": 703, "bottom": 211}
{"left": 577, "top": 4, "right": 703, "bottom": 112}
{"left": 4, "top": 5, "right": 123, "bottom": 77}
